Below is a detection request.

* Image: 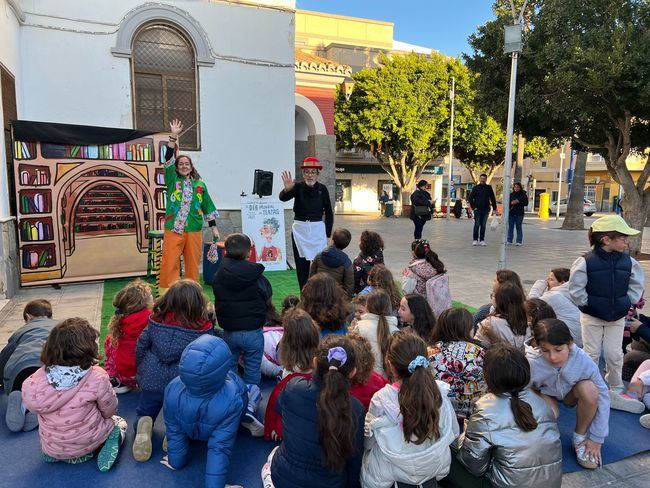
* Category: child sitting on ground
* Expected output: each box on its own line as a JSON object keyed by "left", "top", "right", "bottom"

{"left": 448, "top": 343, "right": 562, "bottom": 487}
{"left": 350, "top": 294, "right": 368, "bottom": 328}
{"left": 310, "top": 227, "right": 354, "bottom": 298}
{"left": 360, "top": 265, "right": 402, "bottom": 315}
{"left": 353, "top": 230, "right": 385, "bottom": 294}
{"left": 472, "top": 269, "right": 524, "bottom": 330}
{"left": 22, "top": 318, "right": 127, "bottom": 472}
{"left": 261, "top": 336, "right": 365, "bottom": 488}
{"left": 263, "top": 308, "right": 320, "bottom": 441}
{"left": 429, "top": 308, "right": 486, "bottom": 420}
{"left": 213, "top": 233, "right": 272, "bottom": 436}
{"left": 627, "top": 360, "right": 650, "bottom": 429}
{"left": 528, "top": 267, "right": 581, "bottom": 346}
{"left": 362, "top": 330, "right": 458, "bottom": 488}
{"left": 347, "top": 331, "right": 389, "bottom": 411}
{"left": 352, "top": 289, "right": 399, "bottom": 378}
{"left": 1, "top": 299, "right": 57, "bottom": 432}
{"left": 133, "top": 279, "right": 214, "bottom": 462}
{"left": 475, "top": 281, "right": 531, "bottom": 350}
{"left": 527, "top": 318, "right": 614, "bottom": 470}
{"left": 569, "top": 215, "right": 645, "bottom": 411}
{"left": 402, "top": 239, "right": 446, "bottom": 296}
{"left": 261, "top": 295, "right": 300, "bottom": 379}
{"left": 398, "top": 293, "right": 436, "bottom": 341}
{"left": 300, "top": 273, "right": 350, "bottom": 336}
{"left": 103, "top": 279, "right": 153, "bottom": 393}
{"left": 162, "top": 335, "right": 247, "bottom": 487}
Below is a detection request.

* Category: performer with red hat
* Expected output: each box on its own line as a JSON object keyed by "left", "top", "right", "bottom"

{"left": 279, "top": 157, "right": 333, "bottom": 290}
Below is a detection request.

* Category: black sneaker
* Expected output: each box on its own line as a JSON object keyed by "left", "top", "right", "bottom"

{"left": 110, "top": 377, "right": 132, "bottom": 394}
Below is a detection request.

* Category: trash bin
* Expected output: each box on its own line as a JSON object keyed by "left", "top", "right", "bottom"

{"left": 384, "top": 201, "right": 394, "bottom": 217}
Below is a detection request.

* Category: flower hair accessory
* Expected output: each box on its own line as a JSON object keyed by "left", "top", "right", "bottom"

{"left": 408, "top": 355, "right": 430, "bottom": 374}
{"left": 327, "top": 346, "right": 348, "bottom": 371}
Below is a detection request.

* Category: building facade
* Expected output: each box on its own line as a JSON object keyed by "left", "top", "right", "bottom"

{"left": 0, "top": 0, "right": 296, "bottom": 297}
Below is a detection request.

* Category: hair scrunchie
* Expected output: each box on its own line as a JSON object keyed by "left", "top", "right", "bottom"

{"left": 114, "top": 308, "right": 123, "bottom": 315}
{"left": 327, "top": 346, "right": 347, "bottom": 371}
{"left": 511, "top": 390, "right": 520, "bottom": 398}
{"left": 408, "top": 355, "right": 430, "bottom": 374}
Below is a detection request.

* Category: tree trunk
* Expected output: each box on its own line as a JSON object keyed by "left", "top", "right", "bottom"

{"left": 514, "top": 133, "right": 524, "bottom": 182}
{"left": 621, "top": 190, "right": 648, "bottom": 256}
{"left": 561, "top": 151, "right": 587, "bottom": 230}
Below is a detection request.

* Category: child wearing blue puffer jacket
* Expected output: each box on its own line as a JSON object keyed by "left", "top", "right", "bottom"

{"left": 162, "top": 334, "right": 248, "bottom": 488}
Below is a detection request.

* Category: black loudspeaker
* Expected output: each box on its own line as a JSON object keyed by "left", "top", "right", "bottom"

{"left": 253, "top": 169, "right": 273, "bottom": 197}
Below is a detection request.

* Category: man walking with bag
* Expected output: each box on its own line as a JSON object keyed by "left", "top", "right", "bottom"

{"left": 468, "top": 173, "right": 497, "bottom": 246}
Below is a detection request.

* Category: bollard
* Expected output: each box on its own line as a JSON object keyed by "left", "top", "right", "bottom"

{"left": 538, "top": 193, "right": 550, "bottom": 219}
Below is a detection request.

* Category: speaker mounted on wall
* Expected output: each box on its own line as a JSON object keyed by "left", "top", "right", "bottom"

{"left": 253, "top": 169, "right": 273, "bottom": 197}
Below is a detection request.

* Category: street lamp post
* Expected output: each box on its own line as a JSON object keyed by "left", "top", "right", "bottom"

{"left": 498, "top": 0, "right": 528, "bottom": 270}
{"left": 446, "top": 77, "right": 455, "bottom": 219}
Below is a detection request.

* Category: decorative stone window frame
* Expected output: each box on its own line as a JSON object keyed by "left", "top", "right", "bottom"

{"left": 111, "top": 3, "right": 215, "bottom": 67}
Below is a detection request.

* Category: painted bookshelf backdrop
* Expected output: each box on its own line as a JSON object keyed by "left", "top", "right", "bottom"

{"left": 13, "top": 132, "right": 168, "bottom": 285}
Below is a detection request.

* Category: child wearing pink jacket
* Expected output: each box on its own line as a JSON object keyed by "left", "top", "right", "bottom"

{"left": 21, "top": 318, "right": 127, "bottom": 472}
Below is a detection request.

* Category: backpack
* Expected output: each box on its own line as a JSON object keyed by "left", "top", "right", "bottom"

{"left": 425, "top": 274, "right": 452, "bottom": 318}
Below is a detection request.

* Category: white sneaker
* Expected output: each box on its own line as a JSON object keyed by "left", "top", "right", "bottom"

{"left": 641, "top": 414, "right": 650, "bottom": 429}
{"left": 515, "top": 242, "right": 522, "bottom": 246}
{"left": 472, "top": 240, "right": 478, "bottom": 246}
{"left": 480, "top": 241, "right": 487, "bottom": 246}
{"left": 241, "top": 413, "right": 265, "bottom": 437}
{"left": 609, "top": 391, "right": 646, "bottom": 413}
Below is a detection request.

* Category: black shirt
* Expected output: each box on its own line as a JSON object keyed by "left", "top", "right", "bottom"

{"left": 468, "top": 183, "right": 497, "bottom": 212}
{"left": 279, "top": 181, "right": 334, "bottom": 237}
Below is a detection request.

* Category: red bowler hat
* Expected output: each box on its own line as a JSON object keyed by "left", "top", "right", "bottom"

{"left": 300, "top": 156, "right": 322, "bottom": 170}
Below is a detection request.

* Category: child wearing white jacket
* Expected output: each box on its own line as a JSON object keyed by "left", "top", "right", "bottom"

{"left": 362, "top": 331, "right": 458, "bottom": 488}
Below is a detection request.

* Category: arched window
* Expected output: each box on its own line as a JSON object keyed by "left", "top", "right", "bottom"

{"left": 132, "top": 24, "right": 199, "bottom": 149}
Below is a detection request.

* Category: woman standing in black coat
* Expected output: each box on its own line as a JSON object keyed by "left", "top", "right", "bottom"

{"left": 410, "top": 180, "right": 433, "bottom": 239}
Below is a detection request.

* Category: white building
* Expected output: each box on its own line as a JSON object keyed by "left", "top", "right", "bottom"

{"left": 0, "top": 0, "right": 296, "bottom": 297}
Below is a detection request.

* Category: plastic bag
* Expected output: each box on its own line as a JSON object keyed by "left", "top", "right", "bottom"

{"left": 490, "top": 215, "right": 499, "bottom": 231}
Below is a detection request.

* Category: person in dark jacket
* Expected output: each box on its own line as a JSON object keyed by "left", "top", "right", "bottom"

{"left": 163, "top": 335, "right": 247, "bottom": 488}
{"left": 134, "top": 279, "right": 213, "bottom": 462}
{"left": 262, "top": 335, "right": 364, "bottom": 488}
{"left": 0, "top": 299, "right": 57, "bottom": 432}
{"left": 280, "top": 157, "right": 334, "bottom": 291}
{"left": 409, "top": 180, "right": 433, "bottom": 239}
{"left": 468, "top": 173, "right": 497, "bottom": 246}
{"left": 507, "top": 182, "right": 529, "bottom": 246}
{"left": 310, "top": 227, "right": 354, "bottom": 298}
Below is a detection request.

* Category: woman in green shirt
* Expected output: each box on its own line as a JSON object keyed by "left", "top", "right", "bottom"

{"left": 159, "top": 119, "right": 220, "bottom": 290}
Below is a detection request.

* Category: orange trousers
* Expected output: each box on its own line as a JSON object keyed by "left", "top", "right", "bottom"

{"left": 159, "top": 230, "right": 202, "bottom": 289}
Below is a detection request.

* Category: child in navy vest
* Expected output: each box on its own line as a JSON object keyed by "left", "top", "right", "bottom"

{"left": 569, "top": 215, "right": 644, "bottom": 412}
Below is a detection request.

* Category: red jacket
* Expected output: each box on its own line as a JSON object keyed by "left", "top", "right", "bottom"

{"left": 114, "top": 308, "right": 151, "bottom": 380}
{"left": 264, "top": 372, "right": 311, "bottom": 441}
{"left": 349, "top": 371, "right": 389, "bottom": 411}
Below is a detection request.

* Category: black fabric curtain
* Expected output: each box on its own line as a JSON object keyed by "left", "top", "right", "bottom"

{"left": 11, "top": 120, "right": 157, "bottom": 145}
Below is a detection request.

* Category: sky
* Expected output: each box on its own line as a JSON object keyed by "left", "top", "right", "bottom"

{"left": 296, "top": 0, "right": 496, "bottom": 58}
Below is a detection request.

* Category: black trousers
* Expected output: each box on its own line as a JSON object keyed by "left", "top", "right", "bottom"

{"left": 292, "top": 234, "right": 311, "bottom": 292}
{"left": 413, "top": 216, "right": 427, "bottom": 239}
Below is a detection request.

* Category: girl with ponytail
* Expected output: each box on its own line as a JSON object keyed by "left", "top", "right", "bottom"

{"left": 451, "top": 343, "right": 562, "bottom": 488}
{"left": 264, "top": 336, "right": 365, "bottom": 488}
{"left": 361, "top": 331, "right": 458, "bottom": 488}
{"left": 402, "top": 239, "right": 446, "bottom": 297}
{"left": 103, "top": 279, "right": 153, "bottom": 393}
{"left": 352, "top": 289, "right": 399, "bottom": 378}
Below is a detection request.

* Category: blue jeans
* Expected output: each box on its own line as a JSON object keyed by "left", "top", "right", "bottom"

{"left": 472, "top": 209, "right": 489, "bottom": 241}
{"left": 508, "top": 214, "right": 524, "bottom": 244}
{"left": 222, "top": 329, "right": 264, "bottom": 386}
{"left": 412, "top": 216, "right": 426, "bottom": 239}
{"left": 135, "top": 389, "right": 164, "bottom": 429}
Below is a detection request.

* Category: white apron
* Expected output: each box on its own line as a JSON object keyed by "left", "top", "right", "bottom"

{"left": 292, "top": 220, "right": 327, "bottom": 261}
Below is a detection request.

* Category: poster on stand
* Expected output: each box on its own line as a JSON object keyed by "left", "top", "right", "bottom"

{"left": 11, "top": 120, "right": 167, "bottom": 286}
{"left": 241, "top": 197, "right": 287, "bottom": 271}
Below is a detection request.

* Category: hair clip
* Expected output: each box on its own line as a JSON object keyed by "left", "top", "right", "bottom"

{"left": 407, "top": 355, "right": 430, "bottom": 374}
{"left": 327, "top": 346, "right": 347, "bottom": 368}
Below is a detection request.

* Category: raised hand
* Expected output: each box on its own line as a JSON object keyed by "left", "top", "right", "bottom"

{"left": 169, "top": 119, "right": 183, "bottom": 137}
{"left": 281, "top": 170, "right": 295, "bottom": 191}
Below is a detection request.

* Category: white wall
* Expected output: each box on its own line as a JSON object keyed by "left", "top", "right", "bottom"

{"left": 8, "top": 0, "right": 295, "bottom": 210}
{"left": 0, "top": 0, "right": 23, "bottom": 218}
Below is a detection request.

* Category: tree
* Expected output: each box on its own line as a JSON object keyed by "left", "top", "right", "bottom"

{"left": 335, "top": 53, "right": 473, "bottom": 202}
{"left": 519, "top": 0, "right": 650, "bottom": 254}
{"left": 454, "top": 113, "right": 505, "bottom": 183}
{"left": 562, "top": 151, "right": 588, "bottom": 230}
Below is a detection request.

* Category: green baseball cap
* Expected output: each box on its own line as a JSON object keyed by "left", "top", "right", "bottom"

{"left": 591, "top": 215, "right": 640, "bottom": 235}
